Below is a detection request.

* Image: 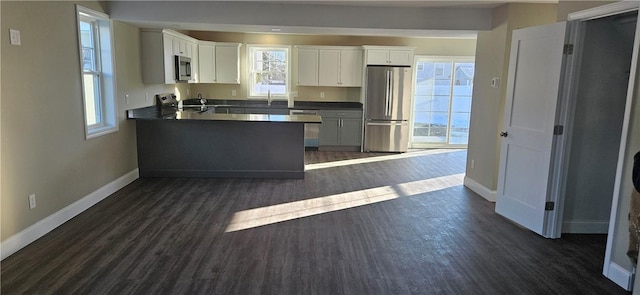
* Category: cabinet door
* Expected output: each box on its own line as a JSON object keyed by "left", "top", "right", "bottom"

{"left": 198, "top": 44, "right": 216, "bottom": 83}
{"left": 339, "top": 118, "right": 363, "bottom": 146}
{"left": 297, "top": 48, "right": 318, "bottom": 86}
{"left": 319, "top": 117, "right": 339, "bottom": 146}
{"left": 215, "top": 45, "right": 240, "bottom": 84}
{"left": 188, "top": 42, "right": 197, "bottom": 82}
{"left": 366, "top": 49, "right": 390, "bottom": 65}
{"left": 389, "top": 50, "right": 413, "bottom": 66}
{"left": 163, "top": 34, "right": 175, "bottom": 84}
{"left": 318, "top": 49, "right": 340, "bottom": 86}
{"left": 173, "top": 38, "right": 186, "bottom": 56}
{"left": 339, "top": 50, "right": 362, "bottom": 87}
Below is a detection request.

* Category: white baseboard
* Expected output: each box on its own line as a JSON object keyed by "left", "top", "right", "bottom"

{"left": 606, "top": 261, "right": 633, "bottom": 291}
{"left": 562, "top": 220, "right": 609, "bottom": 234}
{"left": 0, "top": 169, "right": 139, "bottom": 260}
{"left": 463, "top": 176, "right": 497, "bottom": 202}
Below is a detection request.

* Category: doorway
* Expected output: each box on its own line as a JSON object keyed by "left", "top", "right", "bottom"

{"left": 561, "top": 11, "right": 637, "bottom": 235}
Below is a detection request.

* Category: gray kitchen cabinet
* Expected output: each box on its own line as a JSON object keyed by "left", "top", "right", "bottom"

{"left": 214, "top": 107, "right": 244, "bottom": 114}
{"left": 319, "top": 109, "right": 362, "bottom": 149}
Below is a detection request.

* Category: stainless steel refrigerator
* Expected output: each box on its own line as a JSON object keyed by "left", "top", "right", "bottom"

{"left": 364, "top": 66, "right": 411, "bottom": 152}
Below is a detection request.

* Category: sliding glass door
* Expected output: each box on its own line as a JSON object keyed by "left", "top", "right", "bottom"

{"left": 411, "top": 57, "right": 475, "bottom": 148}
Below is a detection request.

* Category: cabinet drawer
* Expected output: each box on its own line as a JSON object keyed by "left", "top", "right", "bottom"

{"left": 319, "top": 110, "right": 362, "bottom": 119}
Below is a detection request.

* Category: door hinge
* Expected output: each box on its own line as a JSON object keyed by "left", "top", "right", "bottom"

{"left": 553, "top": 125, "right": 564, "bottom": 135}
{"left": 563, "top": 44, "right": 574, "bottom": 55}
{"left": 545, "top": 202, "right": 555, "bottom": 211}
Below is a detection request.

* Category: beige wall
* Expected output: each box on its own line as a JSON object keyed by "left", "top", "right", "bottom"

{"left": 0, "top": 1, "right": 184, "bottom": 241}
{"left": 187, "top": 31, "right": 476, "bottom": 102}
{"left": 465, "top": 3, "right": 558, "bottom": 193}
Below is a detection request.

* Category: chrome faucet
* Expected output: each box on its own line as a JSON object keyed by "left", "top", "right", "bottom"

{"left": 197, "top": 93, "right": 207, "bottom": 111}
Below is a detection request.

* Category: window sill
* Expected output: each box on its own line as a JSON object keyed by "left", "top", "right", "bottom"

{"left": 86, "top": 124, "right": 118, "bottom": 140}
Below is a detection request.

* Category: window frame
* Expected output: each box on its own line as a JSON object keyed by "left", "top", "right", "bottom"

{"left": 410, "top": 55, "right": 475, "bottom": 149}
{"left": 76, "top": 5, "right": 118, "bottom": 139}
{"left": 246, "top": 44, "right": 291, "bottom": 100}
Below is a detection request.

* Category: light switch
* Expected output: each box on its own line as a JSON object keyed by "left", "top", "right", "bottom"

{"left": 10, "top": 29, "right": 21, "bottom": 46}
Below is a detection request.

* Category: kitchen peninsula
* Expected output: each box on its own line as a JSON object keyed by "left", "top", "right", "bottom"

{"left": 127, "top": 97, "right": 322, "bottom": 179}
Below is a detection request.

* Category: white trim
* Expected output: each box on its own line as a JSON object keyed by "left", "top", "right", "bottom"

{"left": 568, "top": 1, "right": 640, "bottom": 21}
{"left": 561, "top": 220, "right": 609, "bottom": 234}
{"left": 607, "top": 261, "right": 634, "bottom": 291}
{"left": 463, "top": 176, "right": 496, "bottom": 202}
{"left": 0, "top": 169, "right": 139, "bottom": 260}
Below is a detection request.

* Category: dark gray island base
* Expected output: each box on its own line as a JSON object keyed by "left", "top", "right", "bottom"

{"left": 131, "top": 110, "right": 322, "bottom": 179}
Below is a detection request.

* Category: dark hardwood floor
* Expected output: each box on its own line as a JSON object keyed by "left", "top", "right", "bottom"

{"left": 1, "top": 150, "right": 628, "bottom": 294}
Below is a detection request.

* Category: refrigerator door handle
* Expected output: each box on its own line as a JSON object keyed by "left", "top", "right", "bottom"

{"left": 385, "top": 70, "right": 391, "bottom": 117}
{"left": 389, "top": 70, "right": 394, "bottom": 117}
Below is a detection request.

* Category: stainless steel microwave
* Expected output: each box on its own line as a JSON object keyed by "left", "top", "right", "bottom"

{"left": 175, "top": 55, "right": 192, "bottom": 82}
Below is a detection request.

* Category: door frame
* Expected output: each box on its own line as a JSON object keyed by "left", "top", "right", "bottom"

{"left": 551, "top": 1, "right": 640, "bottom": 290}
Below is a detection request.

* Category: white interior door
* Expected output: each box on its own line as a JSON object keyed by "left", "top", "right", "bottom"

{"left": 495, "top": 22, "right": 567, "bottom": 236}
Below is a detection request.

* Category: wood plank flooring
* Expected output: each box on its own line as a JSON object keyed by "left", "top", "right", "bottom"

{"left": 1, "top": 150, "right": 628, "bottom": 294}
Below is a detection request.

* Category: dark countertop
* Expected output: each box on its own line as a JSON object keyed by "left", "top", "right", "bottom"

{"left": 182, "top": 99, "right": 363, "bottom": 110}
{"left": 127, "top": 99, "right": 362, "bottom": 121}
{"left": 173, "top": 111, "right": 322, "bottom": 123}
{"left": 127, "top": 106, "right": 321, "bottom": 123}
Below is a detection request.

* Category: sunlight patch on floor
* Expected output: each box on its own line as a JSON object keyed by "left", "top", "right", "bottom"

{"left": 225, "top": 173, "right": 465, "bottom": 232}
{"left": 304, "top": 149, "right": 463, "bottom": 171}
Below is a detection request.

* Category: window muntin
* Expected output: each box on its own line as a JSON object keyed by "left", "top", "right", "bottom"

{"left": 247, "top": 45, "right": 290, "bottom": 98}
{"left": 76, "top": 6, "right": 117, "bottom": 139}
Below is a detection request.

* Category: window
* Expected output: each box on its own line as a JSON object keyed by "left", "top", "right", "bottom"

{"left": 247, "top": 45, "right": 290, "bottom": 99}
{"left": 76, "top": 5, "right": 117, "bottom": 139}
{"left": 411, "top": 57, "right": 475, "bottom": 148}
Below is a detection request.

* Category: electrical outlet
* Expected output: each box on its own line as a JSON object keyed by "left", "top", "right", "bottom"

{"left": 187, "top": 88, "right": 190, "bottom": 96}
{"left": 125, "top": 94, "right": 130, "bottom": 105}
{"left": 320, "top": 92, "right": 325, "bottom": 99}
{"left": 145, "top": 92, "right": 149, "bottom": 102}
{"left": 471, "top": 159, "right": 475, "bottom": 169}
{"left": 29, "top": 194, "right": 36, "bottom": 209}
{"left": 232, "top": 90, "right": 237, "bottom": 97}
{"left": 291, "top": 91, "right": 298, "bottom": 98}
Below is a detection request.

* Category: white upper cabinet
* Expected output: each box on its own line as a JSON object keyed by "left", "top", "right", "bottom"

{"left": 338, "top": 49, "right": 363, "bottom": 87}
{"left": 297, "top": 48, "right": 319, "bottom": 86}
{"left": 297, "top": 46, "right": 362, "bottom": 87}
{"left": 318, "top": 49, "right": 340, "bottom": 86}
{"left": 215, "top": 43, "right": 241, "bottom": 84}
{"left": 141, "top": 29, "right": 195, "bottom": 84}
{"left": 198, "top": 43, "right": 216, "bottom": 83}
{"left": 198, "top": 42, "right": 241, "bottom": 84}
{"left": 363, "top": 46, "right": 416, "bottom": 66}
